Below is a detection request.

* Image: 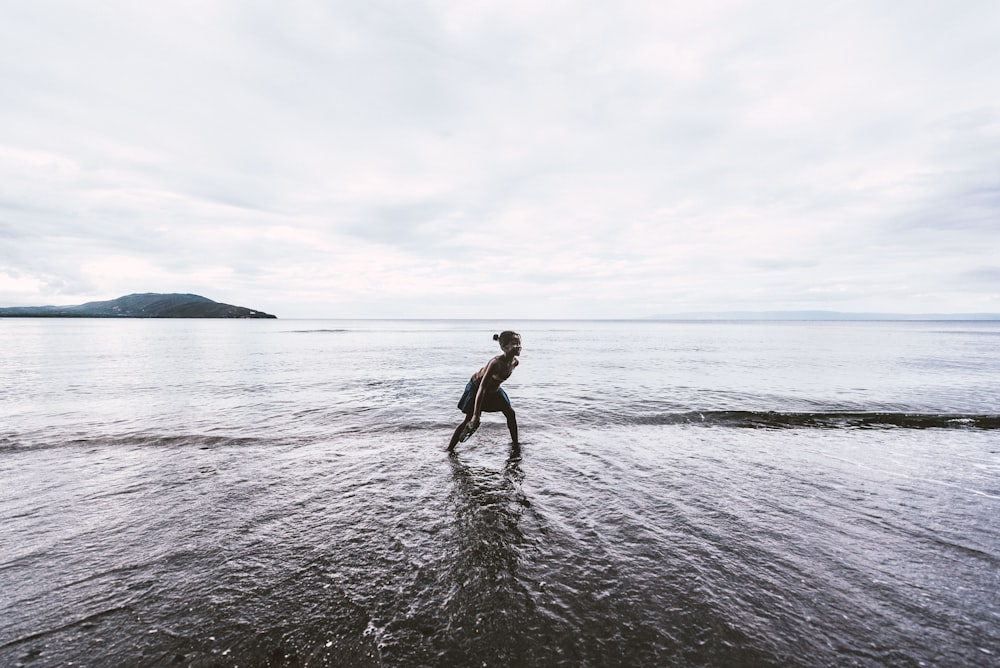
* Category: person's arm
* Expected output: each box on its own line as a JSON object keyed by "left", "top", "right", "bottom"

{"left": 470, "top": 359, "right": 498, "bottom": 423}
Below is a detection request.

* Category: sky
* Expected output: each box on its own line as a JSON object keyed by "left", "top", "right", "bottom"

{"left": 2, "top": 0, "right": 999, "bottom": 318}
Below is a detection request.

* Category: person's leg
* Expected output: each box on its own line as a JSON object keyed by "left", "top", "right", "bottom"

{"left": 449, "top": 382, "right": 477, "bottom": 451}
{"left": 497, "top": 388, "right": 518, "bottom": 445}
{"left": 502, "top": 405, "right": 518, "bottom": 445}
{"left": 448, "top": 414, "right": 472, "bottom": 451}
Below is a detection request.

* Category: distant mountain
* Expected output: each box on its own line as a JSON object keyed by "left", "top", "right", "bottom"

{"left": 0, "top": 293, "right": 277, "bottom": 318}
{"left": 647, "top": 311, "right": 1000, "bottom": 321}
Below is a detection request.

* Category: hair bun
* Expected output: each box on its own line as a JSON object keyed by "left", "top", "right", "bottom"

{"left": 492, "top": 333, "right": 500, "bottom": 341}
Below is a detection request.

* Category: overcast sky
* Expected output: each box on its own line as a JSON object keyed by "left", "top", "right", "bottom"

{"left": 2, "top": 1, "right": 999, "bottom": 318}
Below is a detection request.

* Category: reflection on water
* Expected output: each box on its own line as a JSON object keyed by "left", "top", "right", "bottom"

{"left": 441, "top": 447, "right": 535, "bottom": 666}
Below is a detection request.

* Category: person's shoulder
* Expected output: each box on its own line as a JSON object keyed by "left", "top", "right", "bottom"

{"left": 476, "top": 356, "right": 499, "bottom": 376}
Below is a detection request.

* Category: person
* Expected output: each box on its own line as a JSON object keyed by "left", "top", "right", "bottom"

{"left": 448, "top": 331, "right": 521, "bottom": 452}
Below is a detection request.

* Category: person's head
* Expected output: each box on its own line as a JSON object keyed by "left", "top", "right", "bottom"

{"left": 493, "top": 330, "right": 522, "bottom": 355}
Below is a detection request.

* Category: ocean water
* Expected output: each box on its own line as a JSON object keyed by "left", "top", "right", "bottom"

{"left": 1, "top": 318, "right": 998, "bottom": 667}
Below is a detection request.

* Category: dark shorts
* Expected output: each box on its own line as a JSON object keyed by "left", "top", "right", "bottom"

{"left": 458, "top": 381, "right": 512, "bottom": 414}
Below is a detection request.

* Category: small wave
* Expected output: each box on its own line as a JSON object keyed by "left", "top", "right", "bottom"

{"left": 0, "top": 432, "right": 282, "bottom": 452}
{"left": 320, "top": 411, "right": 1000, "bottom": 435}
{"left": 636, "top": 411, "right": 1000, "bottom": 430}
{"left": 0, "top": 606, "right": 131, "bottom": 651}
{"left": 4, "top": 412, "right": 997, "bottom": 454}
{"left": 93, "top": 433, "right": 276, "bottom": 448}
{"left": 287, "top": 328, "right": 349, "bottom": 334}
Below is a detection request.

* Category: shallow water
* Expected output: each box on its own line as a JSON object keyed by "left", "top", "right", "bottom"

{"left": 2, "top": 319, "right": 998, "bottom": 666}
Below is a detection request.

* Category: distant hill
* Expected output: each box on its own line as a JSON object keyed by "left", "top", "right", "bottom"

{"left": 647, "top": 311, "right": 1000, "bottom": 321}
{"left": 0, "top": 293, "right": 277, "bottom": 318}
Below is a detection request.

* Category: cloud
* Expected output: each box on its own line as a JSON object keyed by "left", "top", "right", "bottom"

{"left": 2, "top": 0, "right": 999, "bottom": 316}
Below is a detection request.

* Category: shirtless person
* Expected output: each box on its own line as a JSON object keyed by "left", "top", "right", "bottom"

{"left": 448, "top": 331, "right": 521, "bottom": 451}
